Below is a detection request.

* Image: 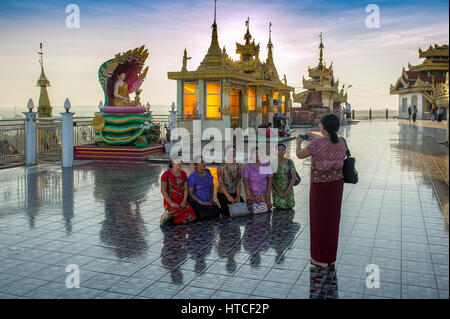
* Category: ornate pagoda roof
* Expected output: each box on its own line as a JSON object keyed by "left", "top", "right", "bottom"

{"left": 168, "top": 4, "right": 293, "bottom": 92}
{"left": 390, "top": 43, "right": 449, "bottom": 95}
{"left": 294, "top": 34, "right": 347, "bottom": 105}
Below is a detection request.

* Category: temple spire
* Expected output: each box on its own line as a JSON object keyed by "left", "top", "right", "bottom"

{"left": 244, "top": 17, "right": 252, "bottom": 44}
{"left": 36, "top": 42, "right": 52, "bottom": 117}
{"left": 214, "top": 0, "right": 217, "bottom": 25}
{"left": 267, "top": 22, "right": 274, "bottom": 62}
{"left": 197, "top": 0, "right": 226, "bottom": 70}
{"left": 318, "top": 32, "right": 324, "bottom": 68}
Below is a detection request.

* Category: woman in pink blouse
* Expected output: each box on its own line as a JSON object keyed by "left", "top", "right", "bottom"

{"left": 296, "top": 114, "right": 347, "bottom": 268}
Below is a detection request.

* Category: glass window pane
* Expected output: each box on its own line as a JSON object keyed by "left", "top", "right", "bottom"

{"left": 184, "top": 82, "right": 197, "bottom": 94}
{"left": 206, "top": 106, "right": 220, "bottom": 118}
{"left": 207, "top": 94, "right": 221, "bottom": 106}
{"left": 273, "top": 91, "right": 278, "bottom": 99}
{"left": 184, "top": 95, "right": 197, "bottom": 106}
{"left": 248, "top": 96, "right": 255, "bottom": 111}
{"left": 184, "top": 106, "right": 196, "bottom": 117}
{"left": 207, "top": 82, "right": 220, "bottom": 94}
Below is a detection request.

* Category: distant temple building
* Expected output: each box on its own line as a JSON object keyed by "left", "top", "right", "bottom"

{"left": 292, "top": 33, "right": 347, "bottom": 124}
{"left": 390, "top": 43, "right": 449, "bottom": 119}
{"left": 168, "top": 3, "right": 293, "bottom": 136}
{"left": 36, "top": 42, "right": 52, "bottom": 118}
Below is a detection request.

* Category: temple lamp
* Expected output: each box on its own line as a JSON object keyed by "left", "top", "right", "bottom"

{"left": 27, "top": 98, "right": 35, "bottom": 112}
{"left": 171, "top": 102, "right": 175, "bottom": 111}
{"left": 64, "top": 98, "right": 71, "bottom": 112}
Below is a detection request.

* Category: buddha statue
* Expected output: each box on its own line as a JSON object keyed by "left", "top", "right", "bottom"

{"left": 112, "top": 71, "right": 132, "bottom": 106}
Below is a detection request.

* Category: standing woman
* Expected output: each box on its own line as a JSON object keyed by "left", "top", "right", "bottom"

{"left": 160, "top": 160, "right": 196, "bottom": 225}
{"left": 243, "top": 147, "right": 273, "bottom": 210}
{"left": 412, "top": 105, "right": 418, "bottom": 122}
{"left": 296, "top": 114, "right": 347, "bottom": 268}
{"left": 272, "top": 143, "right": 296, "bottom": 211}
{"left": 217, "top": 146, "right": 244, "bottom": 216}
{"left": 188, "top": 158, "right": 220, "bottom": 220}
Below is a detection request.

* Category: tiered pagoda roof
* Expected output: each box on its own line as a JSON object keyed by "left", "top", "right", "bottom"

{"left": 293, "top": 33, "right": 347, "bottom": 108}
{"left": 390, "top": 44, "right": 449, "bottom": 95}
{"left": 168, "top": 7, "right": 293, "bottom": 92}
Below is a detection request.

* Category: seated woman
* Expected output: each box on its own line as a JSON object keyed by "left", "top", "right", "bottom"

{"left": 217, "top": 146, "right": 244, "bottom": 216}
{"left": 272, "top": 143, "right": 296, "bottom": 210}
{"left": 188, "top": 158, "right": 220, "bottom": 220}
{"left": 243, "top": 147, "right": 273, "bottom": 210}
{"left": 160, "top": 159, "right": 196, "bottom": 225}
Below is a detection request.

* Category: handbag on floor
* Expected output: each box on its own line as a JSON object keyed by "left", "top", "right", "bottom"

{"left": 228, "top": 202, "right": 251, "bottom": 217}
{"left": 342, "top": 138, "right": 358, "bottom": 184}
{"left": 251, "top": 201, "right": 269, "bottom": 214}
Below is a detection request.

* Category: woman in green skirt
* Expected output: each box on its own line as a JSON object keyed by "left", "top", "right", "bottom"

{"left": 272, "top": 143, "right": 296, "bottom": 210}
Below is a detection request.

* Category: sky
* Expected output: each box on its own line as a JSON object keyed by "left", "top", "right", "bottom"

{"left": 0, "top": 0, "right": 448, "bottom": 114}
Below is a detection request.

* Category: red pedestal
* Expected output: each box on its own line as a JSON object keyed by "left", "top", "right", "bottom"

{"left": 74, "top": 144, "right": 165, "bottom": 162}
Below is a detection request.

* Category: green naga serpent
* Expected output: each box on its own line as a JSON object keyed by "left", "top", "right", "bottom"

{"left": 93, "top": 45, "right": 160, "bottom": 146}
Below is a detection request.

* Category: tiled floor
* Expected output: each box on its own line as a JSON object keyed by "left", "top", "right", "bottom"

{"left": 0, "top": 120, "right": 448, "bottom": 299}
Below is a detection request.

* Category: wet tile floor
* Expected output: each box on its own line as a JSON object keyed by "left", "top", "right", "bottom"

{"left": 0, "top": 120, "right": 448, "bottom": 299}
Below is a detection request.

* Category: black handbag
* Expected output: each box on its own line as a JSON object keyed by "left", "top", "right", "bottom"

{"left": 342, "top": 138, "right": 358, "bottom": 184}
{"left": 287, "top": 159, "right": 301, "bottom": 186}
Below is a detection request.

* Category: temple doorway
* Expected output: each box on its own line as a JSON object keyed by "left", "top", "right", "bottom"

{"left": 230, "top": 89, "right": 241, "bottom": 129}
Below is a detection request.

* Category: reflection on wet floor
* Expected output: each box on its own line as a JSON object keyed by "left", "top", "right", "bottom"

{"left": 0, "top": 120, "right": 448, "bottom": 299}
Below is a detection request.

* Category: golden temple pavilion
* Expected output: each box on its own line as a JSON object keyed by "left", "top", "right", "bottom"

{"left": 390, "top": 43, "right": 449, "bottom": 119}
{"left": 167, "top": 4, "right": 294, "bottom": 136}
{"left": 293, "top": 33, "right": 347, "bottom": 122}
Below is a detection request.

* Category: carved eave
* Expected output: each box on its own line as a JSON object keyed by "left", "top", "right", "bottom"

{"left": 293, "top": 91, "right": 308, "bottom": 103}
{"left": 419, "top": 44, "right": 449, "bottom": 59}
{"left": 278, "top": 83, "right": 295, "bottom": 92}
{"left": 168, "top": 70, "right": 254, "bottom": 82}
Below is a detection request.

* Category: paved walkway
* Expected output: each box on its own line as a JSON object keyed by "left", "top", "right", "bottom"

{"left": 0, "top": 120, "right": 448, "bottom": 299}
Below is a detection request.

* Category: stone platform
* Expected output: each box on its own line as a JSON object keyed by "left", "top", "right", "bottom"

{"left": 74, "top": 144, "right": 166, "bottom": 162}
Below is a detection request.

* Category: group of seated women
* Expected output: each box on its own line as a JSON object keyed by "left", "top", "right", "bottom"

{"left": 160, "top": 144, "right": 297, "bottom": 226}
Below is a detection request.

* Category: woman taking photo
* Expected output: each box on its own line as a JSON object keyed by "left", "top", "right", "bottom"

{"left": 272, "top": 143, "right": 296, "bottom": 211}
{"left": 160, "top": 160, "right": 196, "bottom": 225}
{"left": 296, "top": 114, "right": 347, "bottom": 268}
{"left": 243, "top": 147, "right": 273, "bottom": 211}
{"left": 188, "top": 158, "right": 220, "bottom": 220}
{"left": 217, "top": 146, "right": 243, "bottom": 216}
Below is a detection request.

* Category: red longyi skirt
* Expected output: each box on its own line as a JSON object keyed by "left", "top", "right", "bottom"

{"left": 309, "top": 178, "right": 344, "bottom": 264}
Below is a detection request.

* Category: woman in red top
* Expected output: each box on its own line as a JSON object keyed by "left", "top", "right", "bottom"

{"left": 296, "top": 114, "right": 347, "bottom": 268}
{"left": 161, "top": 160, "right": 196, "bottom": 225}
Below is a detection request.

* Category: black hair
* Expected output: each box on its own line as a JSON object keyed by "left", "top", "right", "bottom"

{"left": 320, "top": 114, "right": 340, "bottom": 144}
{"left": 277, "top": 143, "right": 286, "bottom": 150}
{"left": 267, "top": 122, "right": 272, "bottom": 127}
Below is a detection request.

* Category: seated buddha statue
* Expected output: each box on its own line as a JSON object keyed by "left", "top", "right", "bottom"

{"left": 112, "top": 72, "right": 132, "bottom": 106}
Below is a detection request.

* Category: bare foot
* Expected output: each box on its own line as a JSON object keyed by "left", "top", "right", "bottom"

{"left": 310, "top": 258, "right": 329, "bottom": 268}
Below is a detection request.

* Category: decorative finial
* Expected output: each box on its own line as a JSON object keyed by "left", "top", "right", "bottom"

{"left": 214, "top": 0, "right": 217, "bottom": 25}
{"left": 38, "top": 42, "right": 44, "bottom": 67}
{"left": 27, "top": 98, "right": 35, "bottom": 112}
{"left": 319, "top": 32, "right": 324, "bottom": 67}
{"left": 64, "top": 98, "right": 71, "bottom": 113}
{"left": 283, "top": 74, "right": 287, "bottom": 85}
